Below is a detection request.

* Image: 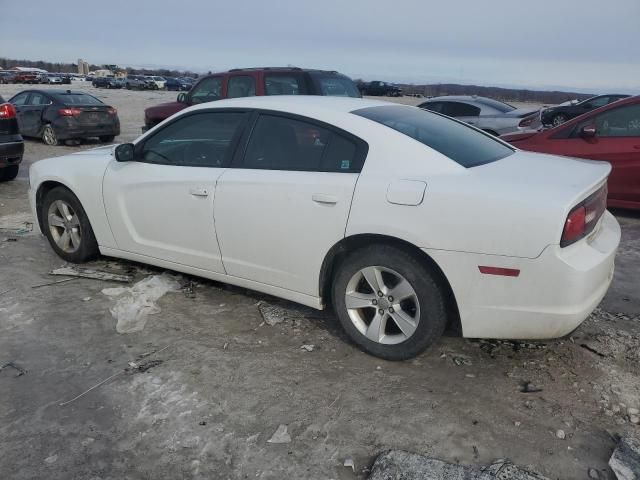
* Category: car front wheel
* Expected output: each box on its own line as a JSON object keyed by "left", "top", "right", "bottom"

{"left": 41, "top": 187, "right": 99, "bottom": 263}
{"left": 332, "top": 245, "right": 447, "bottom": 360}
{"left": 552, "top": 114, "right": 568, "bottom": 126}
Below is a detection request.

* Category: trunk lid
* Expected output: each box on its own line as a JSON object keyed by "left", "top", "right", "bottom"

{"left": 504, "top": 108, "right": 540, "bottom": 118}
{"left": 74, "top": 105, "right": 114, "bottom": 125}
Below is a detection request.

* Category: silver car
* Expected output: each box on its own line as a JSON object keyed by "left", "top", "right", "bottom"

{"left": 417, "top": 95, "right": 541, "bottom": 136}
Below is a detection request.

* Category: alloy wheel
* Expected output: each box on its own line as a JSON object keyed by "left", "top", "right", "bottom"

{"left": 43, "top": 126, "right": 58, "bottom": 146}
{"left": 552, "top": 115, "right": 567, "bottom": 127}
{"left": 345, "top": 266, "right": 420, "bottom": 345}
{"left": 47, "top": 200, "right": 81, "bottom": 253}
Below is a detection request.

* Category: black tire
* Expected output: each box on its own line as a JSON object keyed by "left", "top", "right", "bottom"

{"left": 99, "top": 135, "right": 116, "bottom": 143}
{"left": 332, "top": 245, "right": 447, "bottom": 360}
{"left": 42, "top": 124, "right": 61, "bottom": 146}
{"left": 552, "top": 114, "right": 568, "bottom": 127}
{"left": 0, "top": 165, "right": 19, "bottom": 182}
{"left": 41, "top": 186, "right": 99, "bottom": 263}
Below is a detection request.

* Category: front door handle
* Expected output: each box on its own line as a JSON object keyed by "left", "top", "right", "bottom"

{"left": 312, "top": 193, "right": 338, "bottom": 205}
{"left": 189, "top": 187, "right": 209, "bottom": 197}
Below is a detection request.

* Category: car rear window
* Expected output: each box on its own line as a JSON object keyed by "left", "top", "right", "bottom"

{"left": 55, "top": 93, "right": 103, "bottom": 105}
{"left": 353, "top": 105, "right": 514, "bottom": 168}
{"left": 308, "top": 72, "right": 361, "bottom": 98}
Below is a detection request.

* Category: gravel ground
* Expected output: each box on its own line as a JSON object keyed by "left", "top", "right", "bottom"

{"left": 0, "top": 83, "right": 638, "bottom": 479}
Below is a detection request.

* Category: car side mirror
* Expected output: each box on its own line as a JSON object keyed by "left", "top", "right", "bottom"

{"left": 115, "top": 143, "right": 135, "bottom": 162}
{"left": 580, "top": 125, "right": 597, "bottom": 138}
{"left": 177, "top": 92, "right": 187, "bottom": 103}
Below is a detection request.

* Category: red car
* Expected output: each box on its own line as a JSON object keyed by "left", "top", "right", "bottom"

{"left": 143, "top": 67, "right": 361, "bottom": 131}
{"left": 503, "top": 96, "right": 640, "bottom": 210}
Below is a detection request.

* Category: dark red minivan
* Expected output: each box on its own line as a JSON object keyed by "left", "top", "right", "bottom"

{"left": 143, "top": 67, "right": 361, "bottom": 130}
{"left": 503, "top": 96, "right": 640, "bottom": 210}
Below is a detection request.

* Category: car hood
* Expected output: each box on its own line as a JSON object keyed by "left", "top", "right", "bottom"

{"left": 71, "top": 145, "right": 115, "bottom": 156}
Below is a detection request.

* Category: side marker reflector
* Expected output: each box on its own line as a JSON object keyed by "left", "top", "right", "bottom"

{"left": 478, "top": 266, "right": 520, "bottom": 277}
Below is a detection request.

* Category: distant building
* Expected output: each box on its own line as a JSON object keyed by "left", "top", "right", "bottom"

{"left": 77, "top": 59, "right": 89, "bottom": 75}
{"left": 94, "top": 69, "right": 113, "bottom": 77}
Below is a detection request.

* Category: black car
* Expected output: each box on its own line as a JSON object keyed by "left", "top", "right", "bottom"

{"left": 164, "top": 77, "right": 190, "bottom": 91}
{"left": 0, "top": 95, "right": 24, "bottom": 182}
{"left": 8, "top": 90, "right": 120, "bottom": 146}
{"left": 541, "top": 94, "right": 631, "bottom": 127}
{"left": 359, "top": 80, "right": 402, "bottom": 97}
{"left": 92, "top": 77, "right": 120, "bottom": 89}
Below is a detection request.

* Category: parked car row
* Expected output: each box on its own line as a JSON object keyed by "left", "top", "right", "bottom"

{"left": 358, "top": 80, "right": 402, "bottom": 97}
{"left": 92, "top": 75, "right": 195, "bottom": 91}
{"left": 1, "top": 71, "right": 73, "bottom": 84}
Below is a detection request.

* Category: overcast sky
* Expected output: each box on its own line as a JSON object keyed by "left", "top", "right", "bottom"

{"left": 1, "top": 0, "right": 638, "bottom": 93}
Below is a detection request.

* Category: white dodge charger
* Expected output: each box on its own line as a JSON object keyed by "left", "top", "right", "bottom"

{"left": 29, "top": 96, "right": 620, "bottom": 360}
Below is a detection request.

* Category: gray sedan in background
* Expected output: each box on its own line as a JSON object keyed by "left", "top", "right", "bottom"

{"left": 418, "top": 95, "right": 541, "bottom": 136}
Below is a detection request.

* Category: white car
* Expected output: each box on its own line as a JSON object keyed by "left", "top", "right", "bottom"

{"left": 146, "top": 76, "right": 166, "bottom": 90}
{"left": 29, "top": 96, "right": 620, "bottom": 360}
{"left": 46, "top": 76, "right": 62, "bottom": 84}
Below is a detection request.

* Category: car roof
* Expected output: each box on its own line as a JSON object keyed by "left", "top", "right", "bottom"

{"left": 187, "top": 95, "right": 397, "bottom": 115}
{"left": 422, "top": 95, "right": 490, "bottom": 103}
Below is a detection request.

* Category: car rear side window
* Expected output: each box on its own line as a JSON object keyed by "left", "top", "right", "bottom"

{"left": 308, "top": 72, "right": 361, "bottom": 98}
{"left": 242, "top": 114, "right": 364, "bottom": 172}
{"left": 141, "top": 112, "right": 245, "bottom": 167}
{"left": 353, "top": 105, "right": 514, "bottom": 168}
{"left": 227, "top": 76, "right": 256, "bottom": 99}
{"left": 440, "top": 102, "right": 480, "bottom": 117}
{"left": 264, "top": 75, "right": 305, "bottom": 95}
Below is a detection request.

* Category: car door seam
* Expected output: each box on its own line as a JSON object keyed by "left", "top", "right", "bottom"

{"left": 212, "top": 169, "right": 229, "bottom": 275}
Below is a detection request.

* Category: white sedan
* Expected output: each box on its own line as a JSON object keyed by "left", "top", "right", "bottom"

{"left": 29, "top": 96, "right": 621, "bottom": 360}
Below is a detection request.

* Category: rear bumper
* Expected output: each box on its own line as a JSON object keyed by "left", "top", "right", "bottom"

{"left": 0, "top": 138, "right": 24, "bottom": 166}
{"left": 426, "top": 211, "right": 620, "bottom": 339}
{"left": 52, "top": 120, "right": 120, "bottom": 140}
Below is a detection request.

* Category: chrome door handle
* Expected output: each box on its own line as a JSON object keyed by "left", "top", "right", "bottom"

{"left": 189, "top": 187, "right": 209, "bottom": 197}
{"left": 312, "top": 193, "right": 338, "bottom": 204}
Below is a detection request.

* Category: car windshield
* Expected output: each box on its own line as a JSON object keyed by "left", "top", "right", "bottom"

{"left": 55, "top": 93, "right": 103, "bottom": 105}
{"left": 308, "top": 72, "right": 361, "bottom": 98}
{"left": 353, "top": 105, "right": 514, "bottom": 168}
{"left": 476, "top": 98, "right": 515, "bottom": 113}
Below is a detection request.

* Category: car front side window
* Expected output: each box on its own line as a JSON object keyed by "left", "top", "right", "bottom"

{"left": 227, "top": 76, "right": 256, "bottom": 99}
{"left": 10, "top": 93, "right": 29, "bottom": 106}
{"left": 140, "top": 112, "right": 246, "bottom": 167}
{"left": 588, "top": 105, "right": 640, "bottom": 138}
{"left": 189, "top": 77, "right": 222, "bottom": 104}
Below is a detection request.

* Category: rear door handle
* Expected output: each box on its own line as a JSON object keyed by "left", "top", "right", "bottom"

{"left": 312, "top": 193, "right": 338, "bottom": 205}
{"left": 189, "top": 187, "right": 209, "bottom": 197}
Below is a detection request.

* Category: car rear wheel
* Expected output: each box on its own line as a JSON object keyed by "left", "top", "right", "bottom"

{"left": 99, "top": 135, "right": 116, "bottom": 143}
{"left": 42, "top": 125, "right": 61, "bottom": 146}
{"left": 332, "top": 245, "right": 447, "bottom": 360}
{"left": 552, "top": 114, "right": 568, "bottom": 127}
{"left": 41, "top": 187, "right": 99, "bottom": 263}
{"left": 0, "top": 165, "right": 19, "bottom": 182}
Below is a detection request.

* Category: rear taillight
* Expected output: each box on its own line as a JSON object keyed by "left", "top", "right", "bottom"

{"left": 519, "top": 115, "right": 536, "bottom": 128}
{"left": 561, "top": 184, "right": 608, "bottom": 247}
{"left": 58, "top": 107, "right": 82, "bottom": 116}
{"left": 107, "top": 107, "right": 117, "bottom": 115}
{"left": 0, "top": 103, "right": 16, "bottom": 119}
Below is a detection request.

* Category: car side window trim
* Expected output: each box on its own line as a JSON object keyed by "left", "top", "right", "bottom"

{"left": 230, "top": 109, "right": 369, "bottom": 173}
{"left": 133, "top": 108, "right": 251, "bottom": 167}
